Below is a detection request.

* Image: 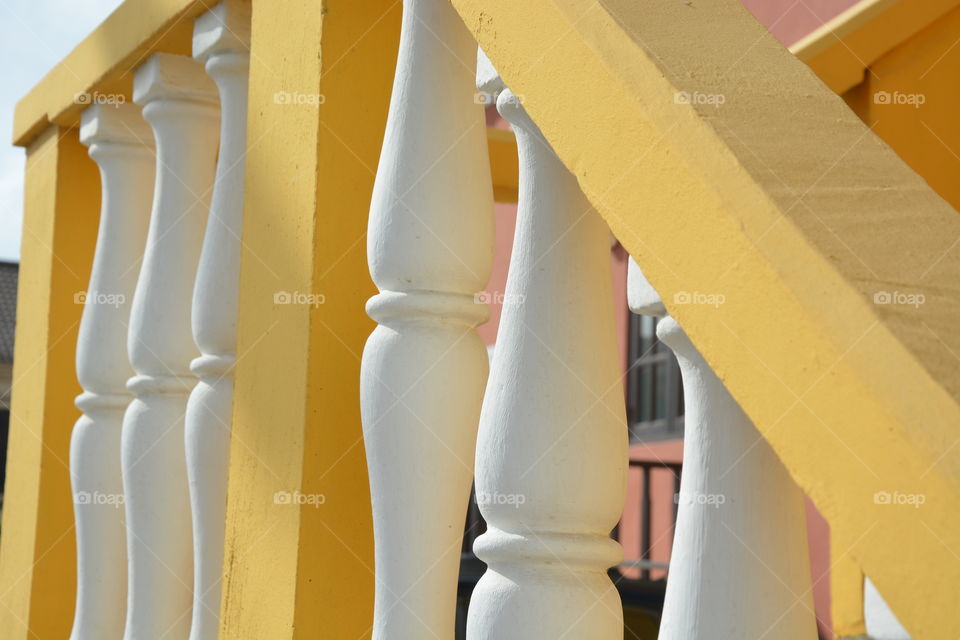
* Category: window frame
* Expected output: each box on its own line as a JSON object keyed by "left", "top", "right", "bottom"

{"left": 626, "top": 312, "right": 684, "bottom": 442}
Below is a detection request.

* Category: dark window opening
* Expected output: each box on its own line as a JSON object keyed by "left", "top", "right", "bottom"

{"left": 626, "top": 313, "right": 684, "bottom": 442}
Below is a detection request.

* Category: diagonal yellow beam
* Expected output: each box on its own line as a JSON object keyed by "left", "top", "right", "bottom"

{"left": 448, "top": 0, "right": 960, "bottom": 637}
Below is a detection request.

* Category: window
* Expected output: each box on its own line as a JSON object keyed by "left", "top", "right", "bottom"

{"left": 626, "top": 313, "right": 684, "bottom": 441}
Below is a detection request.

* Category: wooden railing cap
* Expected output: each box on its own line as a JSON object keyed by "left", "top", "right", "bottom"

{"left": 627, "top": 257, "right": 666, "bottom": 317}
{"left": 476, "top": 47, "right": 504, "bottom": 97}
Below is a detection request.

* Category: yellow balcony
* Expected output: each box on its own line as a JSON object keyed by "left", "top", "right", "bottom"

{"left": 2, "top": 0, "right": 959, "bottom": 638}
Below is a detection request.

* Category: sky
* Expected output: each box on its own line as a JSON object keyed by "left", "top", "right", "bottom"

{"left": 0, "top": 0, "right": 125, "bottom": 263}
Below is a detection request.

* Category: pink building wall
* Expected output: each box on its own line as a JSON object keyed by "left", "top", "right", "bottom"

{"left": 740, "top": 0, "right": 861, "bottom": 46}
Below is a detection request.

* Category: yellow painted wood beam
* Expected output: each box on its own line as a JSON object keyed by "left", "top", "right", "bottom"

{"left": 0, "top": 126, "right": 99, "bottom": 638}
{"left": 840, "top": 6, "right": 960, "bottom": 214}
{"left": 488, "top": 127, "right": 518, "bottom": 202}
{"left": 12, "top": 0, "right": 519, "bottom": 198}
{"left": 218, "top": 1, "right": 400, "bottom": 637}
{"left": 11, "top": 0, "right": 519, "bottom": 198}
{"left": 832, "top": 542, "right": 867, "bottom": 638}
{"left": 791, "top": 0, "right": 960, "bottom": 94}
{"left": 12, "top": 0, "right": 207, "bottom": 147}
{"left": 448, "top": 1, "right": 960, "bottom": 637}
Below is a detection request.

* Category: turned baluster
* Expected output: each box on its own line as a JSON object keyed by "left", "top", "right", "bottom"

{"left": 359, "top": 0, "right": 494, "bottom": 637}
{"left": 625, "top": 258, "right": 817, "bottom": 640}
{"left": 70, "top": 103, "right": 155, "bottom": 640}
{"left": 122, "top": 52, "right": 219, "bottom": 640}
{"left": 865, "top": 577, "right": 911, "bottom": 639}
{"left": 466, "top": 72, "right": 627, "bottom": 638}
{"left": 184, "top": 3, "right": 251, "bottom": 638}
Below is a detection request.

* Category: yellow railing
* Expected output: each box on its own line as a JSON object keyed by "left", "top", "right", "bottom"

{"left": 3, "top": 0, "right": 960, "bottom": 638}
{"left": 2, "top": 2, "right": 514, "bottom": 638}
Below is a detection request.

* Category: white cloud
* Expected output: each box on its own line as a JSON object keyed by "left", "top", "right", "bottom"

{"left": 0, "top": 0, "right": 125, "bottom": 262}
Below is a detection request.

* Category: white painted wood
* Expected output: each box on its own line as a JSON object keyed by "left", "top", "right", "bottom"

{"left": 185, "top": 4, "right": 250, "bottom": 638}
{"left": 475, "top": 47, "right": 503, "bottom": 99}
{"left": 360, "top": 0, "right": 494, "bottom": 636}
{"left": 466, "top": 85, "right": 627, "bottom": 640}
{"left": 865, "top": 577, "right": 911, "bottom": 640}
{"left": 123, "top": 52, "right": 219, "bottom": 640}
{"left": 627, "top": 257, "right": 666, "bottom": 317}
{"left": 627, "top": 253, "right": 817, "bottom": 639}
{"left": 71, "top": 103, "right": 155, "bottom": 640}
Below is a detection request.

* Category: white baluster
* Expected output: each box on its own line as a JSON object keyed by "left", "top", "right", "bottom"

{"left": 865, "top": 577, "right": 911, "bottom": 640}
{"left": 71, "top": 103, "right": 155, "bottom": 640}
{"left": 466, "top": 78, "right": 628, "bottom": 639}
{"left": 123, "top": 52, "right": 219, "bottom": 640}
{"left": 625, "top": 259, "right": 817, "bottom": 640}
{"left": 360, "top": 0, "right": 494, "bottom": 636}
{"left": 185, "top": 3, "right": 250, "bottom": 638}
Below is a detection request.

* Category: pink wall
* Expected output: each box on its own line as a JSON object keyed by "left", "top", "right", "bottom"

{"left": 740, "top": 0, "right": 861, "bottom": 46}
{"left": 621, "top": 440, "right": 684, "bottom": 581}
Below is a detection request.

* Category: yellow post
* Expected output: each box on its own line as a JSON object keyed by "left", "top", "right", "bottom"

{"left": 831, "top": 550, "right": 867, "bottom": 639}
{"left": 487, "top": 128, "right": 519, "bottom": 203}
{"left": 0, "top": 126, "right": 99, "bottom": 639}
{"left": 846, "top": 6, "right": 960, "bottom": 214}
{"left": 218, "top": 1, "right": 400, "bottom": 637}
